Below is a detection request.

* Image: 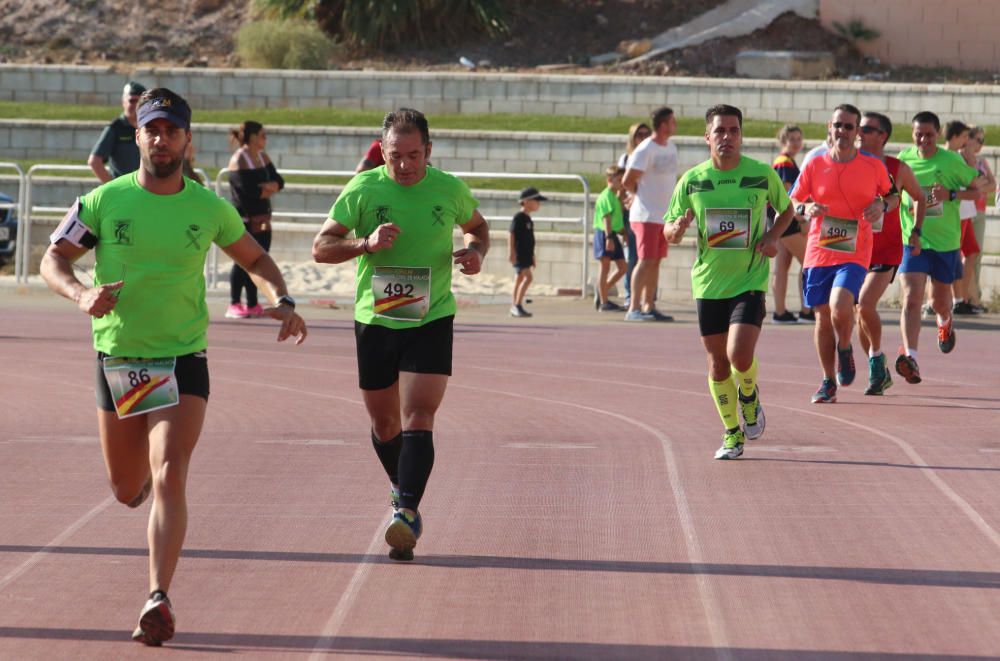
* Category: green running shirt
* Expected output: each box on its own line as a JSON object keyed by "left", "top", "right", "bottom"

{"left": 593, "top": 187, "right": 624, "bottom": 232}
{"left": 78, "top": 173, "right": 246, "bottom": 357}
{"left": 330, "top": 166, "right": 479, "bottom": 329}
{"left": 898, "top": 146, "right": 979, "bottom": 252}
{"left": 667, "top": 156, "right": 791, "bottom": 299}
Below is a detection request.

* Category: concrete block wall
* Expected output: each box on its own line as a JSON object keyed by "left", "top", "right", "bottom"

{"left": 3, "top": 65, "right": 1000, "bottom": 127}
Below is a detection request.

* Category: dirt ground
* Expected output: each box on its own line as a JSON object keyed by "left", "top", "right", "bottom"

{"left": 0, "top": 0, "right": 995, "bottom": 83}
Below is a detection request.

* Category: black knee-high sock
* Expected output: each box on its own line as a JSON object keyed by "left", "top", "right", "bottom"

{"left": 397, "top": 430, "right": 434, "bottom": 511}
{"left": 371, "top": 430, "right": 402, "bottom": 485}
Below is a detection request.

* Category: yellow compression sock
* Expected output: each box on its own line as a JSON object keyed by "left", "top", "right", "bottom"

{"left": 708, "top": 376, "right": 740, "bottom": 430}
{"left": 732, "top": 358, "right": 758, "bottom": 398}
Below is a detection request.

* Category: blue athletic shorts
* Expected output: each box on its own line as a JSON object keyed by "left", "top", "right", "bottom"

{"left": 899, "top": 246, "right": 961, "bottom": 284}
{"left": 593, "top": 229, "right": 625, "bottom": 260}
{"left": 802, "top": 263, "right": 867, "bottom": 308}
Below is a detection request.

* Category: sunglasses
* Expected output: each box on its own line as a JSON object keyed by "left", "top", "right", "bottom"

{"left": 859, "top": 125, "right": 884, "bottom": 134}
{"left": 832, "top": 122, "right": 856, "bottom": 131}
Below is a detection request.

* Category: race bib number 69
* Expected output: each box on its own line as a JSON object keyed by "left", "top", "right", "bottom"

{"left": 705, "top": 208, "right": 751, "bottom": 249}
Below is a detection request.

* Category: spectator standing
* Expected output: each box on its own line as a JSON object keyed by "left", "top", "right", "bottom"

{"left": 593, "top": 166, "right": 628, "bottom": 311}
{"left": 88, "top": 81, "right": 146, "bottom": 183}
{"left": 509, "top": 187, "right": 546, "bottom": 318}
{"left": 617, "top": 122, "right": 652, "bottom": 308}
{"left": 226, "top": 121, "right": 285, "bottom": 319}
{"left": 954, "top": 126, "right": 996, "bottom": 313}
{"left": 622, "top": 107, "right": 678, "bottom": 322}
{"left": 770, "top": 124, "right": 811, "bottom": 323}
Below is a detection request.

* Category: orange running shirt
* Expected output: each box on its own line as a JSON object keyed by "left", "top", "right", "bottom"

{"left": 792, "top": 152, "right": 891, "bottom": 269}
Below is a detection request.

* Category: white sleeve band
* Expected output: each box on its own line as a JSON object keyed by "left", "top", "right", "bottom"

{"left": 50, "top": 199, "right": 97, "bottom": 248}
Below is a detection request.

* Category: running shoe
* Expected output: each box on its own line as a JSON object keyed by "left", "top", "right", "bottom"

{"left": 921, "top": 304, "right": 934, "bottom": 319}
{"left": 599, "top": 301, "right": 623, "bottom": 312}
{"left": 648, "top": 308, "right": 674, "bottom": 322}
{"left": 894, "top": 351, "right": 921, "bottom": 384}
{"left": 385, "top": 509, "right": 422, "bottom": 555}
{"left": 224, "top": 303, "right": 248, "bottom": 319}
{"left": 811, "top": 378, "right": 837, "bottom": 404}
{"left": 864, "top": 354, "right": 893, "bottom": 396}
{"left": 624, "top": 310, "right": 653, "bottom": 322}
{"left": 127, "top": 476, "right": 153, "bottom": 509}
{"left": 836, "top": 345, "right": 856, "bottom": 386}
{"left": 246, "top": 304, "right": 265, "bottom": 317}
{"left": 510, "top": 305, "right": 532, "bottom": 318}
{"left": 771, "top": 311, "right": 799, "bottom": 324}
{"left": 953, "top": 301, "right": 977, "bottom": 315}
{"left": 132, "top": 591, "right": 175, "bottom": 646}
{"left": 937, "top": 319, "right": 956, "bottom": 354}
{"left": 390, "top": 484, "right": 400, "bottom": 511}
{"left": 738, "top": 387, "right": 765, "bottom": 440}
{"left": 714, "top": 428, "right": 745, "bottom": 460}
{"left": 797, "top": 309, "right": 816, "bottom": 322}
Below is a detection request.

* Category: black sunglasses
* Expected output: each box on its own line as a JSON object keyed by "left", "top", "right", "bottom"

{"left": 859, "top": 125, "right": 884, "bottom": 134}
{"left": 832, "top": 122, "right": 856, "bottom": 131}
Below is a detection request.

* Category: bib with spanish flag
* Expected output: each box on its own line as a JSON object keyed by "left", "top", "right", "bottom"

{"left": 101, "top": 357, "right": 179, "bottom": 419}
{"left": 372, "top": 266, "right": 431, "bottom": 321}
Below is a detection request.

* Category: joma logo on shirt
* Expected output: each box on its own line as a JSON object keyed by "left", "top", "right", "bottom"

{"left": 717, "top": 178, "right": 736, "bottom": 185}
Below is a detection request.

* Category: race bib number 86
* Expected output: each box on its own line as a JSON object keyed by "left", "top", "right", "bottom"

{"left": 102, "top": 357, "right": 179, "bottom": 419}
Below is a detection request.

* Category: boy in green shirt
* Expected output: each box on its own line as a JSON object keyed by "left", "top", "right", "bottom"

{"left": 664, "top": 105, "right": 793, "bottom": 460}
{"left": 593, "top": 165, "right": 629, "bottom": 311}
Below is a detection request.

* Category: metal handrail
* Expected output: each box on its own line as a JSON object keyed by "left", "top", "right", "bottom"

{"left": 21, "top": 165, "right": 94, "bottom": 283}
{"left": 214, "top": 168, "right": 592, "bottom": 296}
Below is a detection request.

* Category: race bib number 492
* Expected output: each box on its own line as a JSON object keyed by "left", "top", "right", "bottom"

{"left": 372, "top": 266, "right": 431, "bottom": 321}
{"left": 705, "top": 208, "right": 751, "bottom": 249}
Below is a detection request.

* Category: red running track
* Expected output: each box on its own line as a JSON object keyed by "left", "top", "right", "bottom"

{"left": 2, "top": 289, "right": 1000, "bottom": 660}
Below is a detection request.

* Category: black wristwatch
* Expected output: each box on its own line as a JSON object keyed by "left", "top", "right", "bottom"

{"left": 948, "top": 189, "right": 958, "bottom": 202}
{"left": 276, "top": 295, "right": 296, "bottom": 309}
{"left": 912, "top": 227, "right": 922, "bottom": 237}
{"left": 882, "top": 198, "right": 889, "bottom": 213}
{"left": 795, "top": 203, "right": 806, "bottom": 216}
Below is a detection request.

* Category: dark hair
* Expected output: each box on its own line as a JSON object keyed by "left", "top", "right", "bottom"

{"left": 382, "top": 107, "right": 430, "bottom": 145}
{"left": 945, "top": 119, "right": 970, "bottom": 141}
{"left": 705, "top": 104, "right": 743, "bottom": 128}
{"left": 863, "top": 111, "right": 893, "bottom": 144}
{"left": 777, "top": 124, "right": 802, "bottom": 145}
{"left": 833, "top": 103, "right": 862, "bottom": 124}
{"left": 230, "top": 120, "right": 264, "bottom": 148}
{"left": 651, "top": 106, "right": 674, "bottom": 130}
{"left": 912, "top": 111, "right": 941, "bottom": 131}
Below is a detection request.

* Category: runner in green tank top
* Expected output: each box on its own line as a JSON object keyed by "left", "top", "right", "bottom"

{"left": 40, "top": 88, "right": 307, "bottom": 647}
{"left": 664, "top": 105, "right": 794, "bottom": 461}
{"left": 312, "top": 108, "right": 490, "bottom": 561}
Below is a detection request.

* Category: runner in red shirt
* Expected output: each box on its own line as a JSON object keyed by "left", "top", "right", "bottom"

{"left": 855, "top": 112, "right": 925, "bottom": 395}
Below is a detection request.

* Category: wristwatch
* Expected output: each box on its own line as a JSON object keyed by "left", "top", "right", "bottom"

{"left": 795, "top": 203, "right": 806, "bottom": 216}
{"left": 276, "top": 295, "right": 296, "bottom": 309}
{"left": 948, "top": 189, "right": 958, "bottom": 201}
{"left": 912, "top": 227, "right": 922, "bottom": 237}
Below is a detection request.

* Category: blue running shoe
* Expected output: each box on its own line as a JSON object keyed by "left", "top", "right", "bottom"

{"left": 864, "top": 354, "right": 893, "bottom": 396}
{"left": 837, "top": 346, "right": 856, "bottom": 386}
{"left": 811, "top": 378, "right": 837, "bottom": 404}
{"left": 385, "top": 510, "right": 422, "bottom": 554}
{"left": 390, "top": 484, "right": 400, "bottom": 512}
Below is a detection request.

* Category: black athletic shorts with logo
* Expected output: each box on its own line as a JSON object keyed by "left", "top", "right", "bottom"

{"left": 355, "top": 315, "right": 454, "bottom": 390}
{"left": 868, "top": 263, "right": 898, "bottom": 283}
{"left": 696, "top": 291, "right": 767, "bottom": 337}
{"left": 96, "top": 351, "right": 210, "bottom": 412}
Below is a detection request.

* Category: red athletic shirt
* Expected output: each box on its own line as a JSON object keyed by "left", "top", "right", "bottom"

{"left": 869, "top": 156, "right": 903, "bottom": 266}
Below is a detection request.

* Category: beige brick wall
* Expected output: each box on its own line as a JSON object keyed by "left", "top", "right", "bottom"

{"left": 819, "top": 0, "right": 999, "bottom": 70}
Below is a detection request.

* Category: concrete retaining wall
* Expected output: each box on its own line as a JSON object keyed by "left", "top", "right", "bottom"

{"left": 3, "top": 64, "right": 1000, "bottom": 126}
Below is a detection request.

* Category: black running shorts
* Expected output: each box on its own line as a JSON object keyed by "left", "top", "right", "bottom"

{"left": 696, "top": 291, "right": 767, "bottom": 337}
{"left": 96, "top": 351, "right": 210, "bottom": 412}
{"left": 355, "top": 315, "right": 454, "bottom": 390}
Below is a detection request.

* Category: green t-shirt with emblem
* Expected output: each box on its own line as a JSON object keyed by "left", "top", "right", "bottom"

{"left": 898, "top": 146, "right": 979, "bottom": 252}
{"left": 667, "top": 156, "right": 790, "bottom": 299}
{"left": 78, "top": 173, "right": 246, "bottom": 357}
{"left": 593, "top": 186, "right": 624, "bottom": 232}
{"left": 330, "top": 165, "right": 479, "bottom": 329}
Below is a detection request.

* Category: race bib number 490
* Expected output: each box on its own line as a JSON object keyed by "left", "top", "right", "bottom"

{"left": 818, "top": 216, "right": 858, "bottom": 253}
{"left": 372, "top": 266, "right": 431, "bottom": 321}
{"left": 101, "top": 357, "right": 179, "bottom": 419}
{"left": 705, "top": 208, "right": 751, "bottom": 249}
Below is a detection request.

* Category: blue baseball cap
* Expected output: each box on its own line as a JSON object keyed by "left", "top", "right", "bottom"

{"left": 136, "top": 95, "right": 191, "bottom": 130}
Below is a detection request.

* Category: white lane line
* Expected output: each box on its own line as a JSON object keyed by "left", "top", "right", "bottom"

{"left": 455, "top": 382, "right": 734, "bottom": 660}
{"left": 0, "top": 496, "right": 115, "bottom": 593}
{"left": 308, "top": 521, "right": 387, "bottom": 659}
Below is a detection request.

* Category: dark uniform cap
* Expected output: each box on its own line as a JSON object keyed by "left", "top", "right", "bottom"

{"left": 519, "top": 187, "right": 548, "bottom": 202}
{"left": 137, "top": 96, "right": 191, "bottom": 130}
{"left": 123, "top": 81, "right": 147, "bottom": 96}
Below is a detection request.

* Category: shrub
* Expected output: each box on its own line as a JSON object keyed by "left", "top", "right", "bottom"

{"left": 235, "top": 19, "right": 338, "bottom": 70}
